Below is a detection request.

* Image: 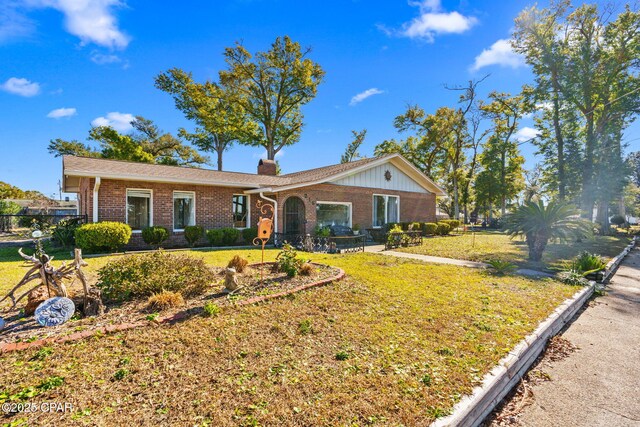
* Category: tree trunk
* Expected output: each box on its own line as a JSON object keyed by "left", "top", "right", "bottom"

{"left": 453, "top": 175, "right": 459, "bottom": 219}
{"left": 581, "top": 113, "right": 596, "bottom": 219}
{"left": 551, "top": 79, "right": 566, "bottom": 201}
{"left": 528, "top": 232, "right": 547, "bottom": 262}
{"left": 501, "top": 149, "right": 507, "bottom": 217}
{"left": 216, "top": 149, "right": 223, "bottom": 171}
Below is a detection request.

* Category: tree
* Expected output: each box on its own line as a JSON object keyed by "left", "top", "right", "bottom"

{"left": 155, "top": 69, "right": 256, "bottom": 171}
{"left": 48, "top": 117, "right": 208, "bottom": 167}
{"left": 340, "top": 129, "right": 367, "bottom": 163}
{"left": 219, "top": 36, "right": 325, "bottom": 160}
{"left": 505, "top": 200, "right": 592, "bottom": 261}
{"left": 0, "top": 181, "right": 46, "bottom": 200}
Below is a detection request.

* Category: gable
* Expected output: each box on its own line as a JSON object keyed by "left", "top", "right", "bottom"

{"left": 330, "top": 162, "right": 429, "bottom": 194}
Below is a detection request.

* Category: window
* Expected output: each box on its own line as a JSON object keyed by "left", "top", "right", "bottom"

{"left": 316, "top": 202, "right": 352, "bottom": 228}
{"left": 373, "top": 195, "right": 399, "bottom": 227}
{"left": 233, "top": 194, "right": 249, "bottom": 228}
{"left": 126, "top": 189, "right": 152, "bottom": 231}
{"left": 174, "top": 191, "right": 195, "bottom": 230}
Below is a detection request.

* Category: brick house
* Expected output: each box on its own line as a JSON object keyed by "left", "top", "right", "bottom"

{"left": 62, "top": 154, "right": 446, "bottom": 247}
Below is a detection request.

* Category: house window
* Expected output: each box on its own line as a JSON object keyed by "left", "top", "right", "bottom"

{"left": 174, "top": 191, "right": 195, "bottom": 231}
{"left": 126, "top": 189, "right": 152, "bottom": 231}
{"left": 233, "top": 194, "right": 249, "bottom": 228}
{"left": 373, "top": 195, "right": 399, "bottom": 227}
{"left": 316, "top": 202, "right": 352, "bottom": 228}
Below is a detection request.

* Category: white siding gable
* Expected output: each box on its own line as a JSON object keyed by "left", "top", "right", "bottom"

{"left": 330, "top": 162, "right": 429, "bottom": 194}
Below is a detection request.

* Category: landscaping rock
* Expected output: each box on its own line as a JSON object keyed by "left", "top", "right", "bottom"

{"left": 25, "top": 286, "right": 49, "bottom": 316}
{"left": 34, "top": 297, "right": 75, "bottom": 327}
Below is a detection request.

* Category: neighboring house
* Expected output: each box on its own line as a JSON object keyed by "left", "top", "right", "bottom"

{"left": 62, "top": 154, "right": 446, "bottom": 247}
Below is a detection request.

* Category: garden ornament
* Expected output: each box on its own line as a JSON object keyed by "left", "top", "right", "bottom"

{"left": 0, "top": 317, "right": 5, "bottom": 332}
{"left": 253, "top": 200, "right": 274, "bottom": 282}
{"left": 34, "top": 297, "right": 75, "bottom": 327}
{"left": 224, "top": 267, "right": 240, "bottom": 293}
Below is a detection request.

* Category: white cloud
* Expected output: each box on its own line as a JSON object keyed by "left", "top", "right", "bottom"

{"left": 471, "top": 39, "right": 526, "bottom": 71}
{"left": 390, "top": 0, "right": 477, "bottom": 42}
{"left": 91, "top": 111, "right": 134, "bottom": 131}
{"left": 350, "top": 88, "right": 384, "bottom": 106}
{"left": 4, "top": 0, "right": 129, "bottom": 49}
{"left": 515, "top": 126, "right": 541, "bottom": 142}
{"left": 0, "top": 77, "right": 40, "bottom": 96}
{"left": 47, "top": 107, "right": 76, "bottom": 118}
{"left": 90, "top": 52, "right": 121, "bottom": 64}
{"left": 253, "top": 149, "right": 285, "bottom": 160}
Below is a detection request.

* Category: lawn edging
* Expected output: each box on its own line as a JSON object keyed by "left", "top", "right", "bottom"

{"left": 0, "top": 263, "right": 345, "bottom": 354}
{"left": 432, "top": 236, "right": 637, "bottom": 427}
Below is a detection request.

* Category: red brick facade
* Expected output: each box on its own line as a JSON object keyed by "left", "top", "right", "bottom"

{"left": 78, "top": 178, "right": 436, "bottom": 248}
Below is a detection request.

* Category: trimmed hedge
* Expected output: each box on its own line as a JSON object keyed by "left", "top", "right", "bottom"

{"left": 422, "top": 222, "right": 438, "bottom": 236}
{"left": 440, "top": 219, "right": 460, "bottom": 230}
{"left": 141, "top": 226, "right": 169, "bottom": 247}
{"left": 75, "top": 221, "right": 132, "bottom": 252}
{"left": 184, "top": 225, "right": 204, "bottom": 247}
{"left": 96, "top": 251, "right": 211, "bottom": 301}
{"left": 409, "top": 222, "right": 422, "bottom": 231}
{"left": 242, "top": 227, "right": 258, "bottom": 243}
{"left": 436, "top": 223, "right": 451, "bottom": 236}
{"left": 206, "top": 229, "right": 224, "bottom": 246}
{"left": 206, "top": 227, "right": 241, "bottom": 246}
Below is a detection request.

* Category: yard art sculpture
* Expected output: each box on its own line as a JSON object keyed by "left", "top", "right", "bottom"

{"left": 253, "top": 199, "right": 274, "bottom": 282}
{"left": 34, "top": 297, "right": 76, "bottom": 327}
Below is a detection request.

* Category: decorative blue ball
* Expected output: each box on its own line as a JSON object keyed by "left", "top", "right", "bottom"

{"left": 34, "top": 297, "right": 75, "bottom": 327}
{"left": 0, "top": 317, "right": 5, "bottom": 331}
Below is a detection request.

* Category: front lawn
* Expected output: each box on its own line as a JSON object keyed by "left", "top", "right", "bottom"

{"left": 395, "top": 231, "right": 630, "bottom": 271}
{"left": 0, "top": 248, "right": 577, "bottom": 426}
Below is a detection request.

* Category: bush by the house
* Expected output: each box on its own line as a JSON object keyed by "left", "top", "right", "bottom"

{"left": 221, "top": 227, "right": 240, "bottom": 245}
{"left": 206, "top": 228, "right": 224, "bottom": 246}
{"left": 184, "top": 225, "right": 204, "bottom": 247}
{"left": 142, "top": 226, "right": 169, "bottom": 247}
{"left": 436, "top": 223, "right": 451, "bottom": 236}
{"left": 314, "top": 225, "right": 330, "bottom": 237}
{"left": 228, "top": 255, "right": 249, "bottom": 273}
{"left": 442, "top": 219, "right": 460, "bottom": 230}
{"left": 422, "top": 222, "right": 438, "bottom": 236}
{"left": 96, "top": 251, "right": 211, "bottom": 301}
{"left": 408, "top": 222, "right": 422, "bottom": 231}
{"left": 610, "top": 215, "right": 626, "bottom": 226}
{"left": 51, "top": 218, "right": 83, "bottom": 247}
{"left": 242, "top": 226, "right": 258, "bottom": 243}
{"left": 75, "top": 221, "right": 132, "bottom": 252}
{"left": 275, "top": 243, "right": 306, "bottom": 277}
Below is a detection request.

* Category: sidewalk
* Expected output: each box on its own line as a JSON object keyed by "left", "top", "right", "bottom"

{"left": 515, "top": 247, "right": 640, "bottom": 426}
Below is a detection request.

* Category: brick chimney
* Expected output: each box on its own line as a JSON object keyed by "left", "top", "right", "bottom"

{"left": 257, "top": 159, "right": 277, "bottom": 176}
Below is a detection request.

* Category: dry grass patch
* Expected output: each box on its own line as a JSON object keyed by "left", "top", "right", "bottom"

{"left": 0, "top": 251, "right": 577, "bottom": 426}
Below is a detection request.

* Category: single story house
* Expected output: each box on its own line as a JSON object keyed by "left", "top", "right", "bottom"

{"left": 62, "top": 154, "right": 446, "bottom": 247}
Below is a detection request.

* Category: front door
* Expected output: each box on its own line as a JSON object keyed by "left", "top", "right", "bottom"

{"left": 284, "top": 197, "right": 305, "bottom": 235}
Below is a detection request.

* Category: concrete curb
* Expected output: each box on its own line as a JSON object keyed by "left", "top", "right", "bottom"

{"left": 600, "top": 236, "right": 638, "bottom": 283}
{"left": 431, "top": 237, "right": 637, "bottom": 427}
{"left": 0, "top": 263, "right": 345, "bottom": 354}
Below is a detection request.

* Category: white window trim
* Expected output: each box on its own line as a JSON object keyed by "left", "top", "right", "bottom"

{"left": 372, "top": 194, "right": 400, "bottom": 228}
{"left": 316, "top": 201, "right": 352, "bottom": 228}
{"left": 173, "top": 191, "right": 196, "bottom": 232}
{"left": 233, "top": 194, "right": 251, "bottom": 229}
{"left": 126, "top": 188, "right": 153, "bottom": 233}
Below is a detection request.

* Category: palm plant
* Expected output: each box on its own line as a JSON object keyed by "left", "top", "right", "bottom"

{"left": 505, "top": 200, "right": 592, "bottom": 262}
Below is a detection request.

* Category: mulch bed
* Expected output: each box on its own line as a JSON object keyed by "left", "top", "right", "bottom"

{"left": 0, "top": 262, "right": 343, "bottom": 351}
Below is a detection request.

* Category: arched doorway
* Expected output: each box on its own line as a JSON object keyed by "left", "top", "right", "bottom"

{"left": 283, "top": 196, "right": 305, "bottom": 235}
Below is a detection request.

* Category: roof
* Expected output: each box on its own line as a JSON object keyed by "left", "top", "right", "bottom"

{"left": 62, "top": 154, "right": 446, "bottom": 196}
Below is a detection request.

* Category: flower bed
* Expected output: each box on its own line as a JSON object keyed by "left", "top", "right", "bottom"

{"left": 0, "top": 261, "right": 343, "bottom": 349}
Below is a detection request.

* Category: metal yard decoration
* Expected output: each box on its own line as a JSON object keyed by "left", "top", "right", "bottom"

{"left": 253, "top": 200, "right": 274, "bottom": 281}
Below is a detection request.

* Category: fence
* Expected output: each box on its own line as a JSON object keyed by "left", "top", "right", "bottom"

{"left": 0, "top": 214, "right": 88, "bottom": 233}
{"left": 384, "top": 230, "right": 423, "bottom": 250}
{"left": 273, "top": 233, "right": 366, "bottom": 254}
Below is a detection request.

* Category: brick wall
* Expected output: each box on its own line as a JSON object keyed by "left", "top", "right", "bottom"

{"left": 79, "top": 179, "right": 435, "bottom": 248}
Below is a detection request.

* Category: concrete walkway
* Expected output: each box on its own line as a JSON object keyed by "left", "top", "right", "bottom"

{"left": 516, "top": 247, "right": 640, "bottom": 426}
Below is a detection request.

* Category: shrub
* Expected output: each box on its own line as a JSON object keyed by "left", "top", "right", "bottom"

{"left": 0, "top": 200, "right": 21, "bottom": 215}
{"left": 445, "top": 219, "right": 461, "bottom": 230}
{"left": 558, "top": 270, "right": 590, "bottom": 286}
{"left": 51, "top": 218, "right": 82, "bottom": 247}
{"left": 314, "top": 225, "right": 330, "bottom": 237}
{"left": 570, "top": 251, "right": 606, "bottom": 274}
{"left": 206, "top": 229, "right": 224, "bottom": 246}
{"left": 422, "top": 223, "right": 438, "bottom": 236}
{"left": 436, "top": 223, "right": 451, "bottom": 236}
{"left": 75, "top": 221, "right": 132, "bottom": 252}
{"left": 299, "top": 263, "right": 315, "bottom": 276}
{"left": 184, "top": 225, "right": 204, "bottom": 247}
{"left": 96, "top": 251, "right": 212, "bottom": 301}
{"left": 228, "top": 255, "right": 249, "bottom": 273}
{"left": 610, "top": 215, "right": 626, "bottom": 226}
{"left": 409, "top": 222, "right": 422, "bottom": 231}
{"left": 203, "top": 301, "right": 220, "bottom": 317}
{"left": 242, "top": 227, "right": 258, "bottom": 243}
{"left": 275, "top": 243, "right": 305, "bottom": 277}
{"left": 221, "top": 227, "right": 240, "bottom": 246}
{"left": 141, "top": 226, "right": 169, "bottom": 247}
{"left": 146, "top": 290, "right": 184, "bottom": 311}
{"left": 487, "top": 259, "right": 517, "bottom": 275}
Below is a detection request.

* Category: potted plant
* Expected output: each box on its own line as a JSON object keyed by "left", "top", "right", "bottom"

{"left": 352, "top": 224, "right": 361, "bottom": 235}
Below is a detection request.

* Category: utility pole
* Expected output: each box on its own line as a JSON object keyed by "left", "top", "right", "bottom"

{"left": 58, "top": 180, "right": 62, "bottom": 201}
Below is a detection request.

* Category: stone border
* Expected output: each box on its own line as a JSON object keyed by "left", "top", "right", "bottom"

{"left": 0, "top": 263, "right": 345, "bottom": 354}
{"left": 431, "top": 236, "right": 637, "bottom": 427}
{"left": 601, "top": 236, "right": 638, "bottom": 283}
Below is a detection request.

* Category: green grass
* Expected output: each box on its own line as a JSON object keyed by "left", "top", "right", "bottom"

{"left": 396, "top": 231, "right": 630, "bottom": 271}
{"left": 0, "top": 247, "right": 578, "bottom": 425}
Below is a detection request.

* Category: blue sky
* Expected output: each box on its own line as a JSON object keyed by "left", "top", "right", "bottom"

{"left": 0, "top": 0, "right": 638, "bottom": 198}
